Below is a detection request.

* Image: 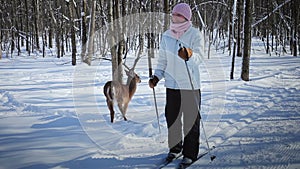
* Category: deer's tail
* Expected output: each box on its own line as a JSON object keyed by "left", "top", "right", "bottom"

{"left": 103, "top": 81, "right": 113, "bottom": 102}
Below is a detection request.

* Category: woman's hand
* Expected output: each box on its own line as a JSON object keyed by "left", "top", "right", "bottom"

{"left": 149, "top": 75, "right": 159, "bottom": 88}
{"left": 178, "top": 47, "right": 193, "bottom": 61}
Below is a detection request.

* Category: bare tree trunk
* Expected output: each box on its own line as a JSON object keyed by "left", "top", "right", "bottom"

{"left": 292, "top": 0, "right": 298, "bottom": 56}
{"left": 236, "top": 0, "right": 243, "bottom": 57}
{"left": 0, "top": 0, "right": 2, "bottom": 59}
{"left": 42, "top": 30, "right": 45, "bottom": 57}
{"left": 116, "top": 0, "right": 123, "bottom": 83}
{"left": 25, "top": 0, "right": 30, "bottom": 54}
{"left": 207, "top": 31, "right": 212, "bottom": 59}
{"left": 109, "top": 0, "right": 123, "bottom": 83}
{"left": 138, "top": 0, "right": 145, "bottom": 55}
{"left": 241, "top": 0, "right": 252, "bottom": 81}
{"left": 81, "top": 0, "right": 87, "bottom": 61}
{"left": 0, "top": 30, "right": 2, "bottom": 59}
{"left": 33, "top": 0, "right": 40, "bottom": 50}
{"left": 230, "top": 0, "right": 237, "bottom": 80}
{"left": 85, "top": 0, "right": 96, "bottom": 65}
{"left": 60, "top": 2, "right": 65, "bottom": 57}
{"left": 118, "top": 0, "right": 125, "bottom": 70}
{"left": 266, "top": 0, "right": 270, "bottom": 55}
{"left": 163, "top": 0, "right": 170, "bottom": 31}
{"left": 148, "top": 1, "right": 155, "bottom": 59}
{"left": 10, "top": 0, "right": 16, "bottom": 57}
{"left": 228, "top": 0, "right": 232, "bottom": 54}
{"left": 48, "top": 23, "right": 53, "bottom": 48}
{"left": 67, "top": 0, "right": 76, "bottom": 66}
{"left": 230, "top": 41, "right": 237, "bottom": 80}
{"left": 108, "top": 0, "right": 118, "bottom": 82}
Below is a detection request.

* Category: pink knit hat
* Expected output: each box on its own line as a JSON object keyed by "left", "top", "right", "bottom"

{"left": 172, "top": 3, "right": 192, "bottom": 21}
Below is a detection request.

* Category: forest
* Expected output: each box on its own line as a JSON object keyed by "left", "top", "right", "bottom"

{"left": 0, "top": 0, "right": 299, "bottom": 81}
{"left": 0, "top": 1, "right": 299, "bottom": 168}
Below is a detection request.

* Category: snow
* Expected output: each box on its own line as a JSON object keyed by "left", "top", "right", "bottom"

{"left": 0, "top": 38, "right": 299, "bottom": 169}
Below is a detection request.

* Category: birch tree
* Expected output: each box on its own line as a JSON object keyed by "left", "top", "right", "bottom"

{"left": 85, "top": 0, "right": 96, "bottom": 65}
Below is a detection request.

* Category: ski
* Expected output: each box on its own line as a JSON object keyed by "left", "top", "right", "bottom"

{"left": 155, "top": 153, "right": 183, "bottom": 169}
{"left": 177, "top": 146, "right": 216, "bottom": 169}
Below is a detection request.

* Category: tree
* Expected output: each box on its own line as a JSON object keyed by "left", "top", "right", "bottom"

{"left": 230, "top": 0, "right": 237, "bottom": 80}
{"left": 108, "top": 0, "right": 123, "bottom": 83}
{"left": 163, "top": 0, "right": 170, "bottom": 31}
{"left": 0, "top": 0, "right": 297, "bottom": 62}
{"left": 0, "top": 30, "right": 2, "bottom": 59}
{"left": 85, "top": 0, "right": 96, "bottom": 65}
{"left": 24, "top": 0, "right": 30, "bottom": 54}
{"left": 81, "top": 0, "right": 87, "bottom": 62}
{"left": 291, "top": 0, "right": 299, "bottom": 56}
{"left": 236, "top": 0, "right": 243, "bottom": 57}
{"left": 67, "top": 0, "right": 77, "bottom": 66}
{"left": 33, "top": 0, "right": 40, "bottom": 50}
{"left": 241, "top": 0, "right": 252, "bottom": 81}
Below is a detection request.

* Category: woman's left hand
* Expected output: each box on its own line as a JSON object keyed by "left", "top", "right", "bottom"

{"left": 178, "top": 47, "right": 193, "bottom": 61}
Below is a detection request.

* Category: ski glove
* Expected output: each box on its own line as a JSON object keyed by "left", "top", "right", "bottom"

{"left": 178, "top": 47, "right": 193, "bottom": 61}
{"left": 149, "top": 75, "right": 159, "bottom": 88}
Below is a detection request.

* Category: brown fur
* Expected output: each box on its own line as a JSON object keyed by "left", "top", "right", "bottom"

{"left": 103, "top": 71, "right": 141, "bottom": 123}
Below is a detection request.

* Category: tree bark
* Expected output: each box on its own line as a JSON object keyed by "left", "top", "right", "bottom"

{"left": 67, "top": 0, "right": 76, "bottom": 66}
{"left": 241, "top": 0, "right": 252, "bottom": 81}
{"left": 33, "top": 0, "right": 40, "bottom": 50}
{"left": 108, "top": 0, "right": 118, "bottom": 82}
{"left": 0, "top": 30, "right": 2, "bottom": 59}
{"left": 292, "top": 0, "right": 298, "bottom": 56}
{"left": 81, "top": 0, "right": 87, "bottom": 61}
{"left": 85, "top": 0, "right": 96, "bottom": 65}
{"left": 25, "top": 0, "right": 30, "bottom": 54}
{"left": 163, "top": 0, "right": 170, "bottom": 31}
{"left": 236, "top": 0, "right": 243, "bottom": 57}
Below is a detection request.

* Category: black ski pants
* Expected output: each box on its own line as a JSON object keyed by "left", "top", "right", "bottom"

{"left": 165, "top": 88, "right": 201, "bottom": 161}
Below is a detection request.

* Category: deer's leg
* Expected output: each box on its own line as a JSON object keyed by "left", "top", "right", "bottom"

{"left": 107, "top": 100, "right": 115, "bottom": 123}
{"left": 118, "top": 102, "right": 128, "bottom": 121}
{"left": 123, "top": 103, "right": 129, "bottom": 121}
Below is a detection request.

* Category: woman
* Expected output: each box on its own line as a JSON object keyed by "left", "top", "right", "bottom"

{"left": 149, "top": 2, "right": 204, "bottom": 166}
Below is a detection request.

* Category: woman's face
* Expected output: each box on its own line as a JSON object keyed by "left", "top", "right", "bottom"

{"left": 172, "top": 13, "right": 187, "bottom": 23}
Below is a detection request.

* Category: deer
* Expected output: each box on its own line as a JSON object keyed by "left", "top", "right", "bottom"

{"left": 103, "top": 55, "right": 142, "bottom": 123}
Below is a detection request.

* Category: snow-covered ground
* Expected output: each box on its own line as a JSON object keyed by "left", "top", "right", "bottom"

{"left": 0, "top": 39, "right": 299, "bottom": 169}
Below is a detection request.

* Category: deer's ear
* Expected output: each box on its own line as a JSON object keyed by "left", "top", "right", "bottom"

{"left": 125, "top": 70, "right": 130, "bottom": 76}
{"left": 125, "top": 69, "right": 135, "bottom": 77}
{"left": 124, "top": 70, "right": 131, "bottom": 77}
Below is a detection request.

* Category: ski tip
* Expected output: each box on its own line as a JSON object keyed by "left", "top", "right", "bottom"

{"left": 210, "top": 155, "right": 216, "bottom": 161}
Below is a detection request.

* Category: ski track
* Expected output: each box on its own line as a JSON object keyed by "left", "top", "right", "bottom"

{"left": 0, "top": 45, "right": 300, "bottom": 168}
{"left": 190, "top": 53, "right": 300, "bottom": 168}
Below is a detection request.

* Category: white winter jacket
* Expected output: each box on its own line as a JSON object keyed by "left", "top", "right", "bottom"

{"left": 154, "top": 26, "right": 204, "bottom": 90}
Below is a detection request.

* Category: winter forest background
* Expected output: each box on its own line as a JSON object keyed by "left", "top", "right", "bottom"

{"left": 1, "top": 0, "right": 299, "bottom": 81}
{"left": 0, "top": 0, "right": 300, "bottom": 169}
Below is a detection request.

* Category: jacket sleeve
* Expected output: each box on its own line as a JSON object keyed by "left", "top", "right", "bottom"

{"left": 154, "top": 35, "right": 167, "bottom": 80}
{"left": 189, "top": 29, "right": 205, "bottom": 65}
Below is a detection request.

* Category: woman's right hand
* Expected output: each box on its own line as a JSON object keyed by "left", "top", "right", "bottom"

{"left": 149, "top": 75, "right": 159, "bottom": 88}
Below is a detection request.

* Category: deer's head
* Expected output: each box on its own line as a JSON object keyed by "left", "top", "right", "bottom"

{"left": 125, "top": 69, "right": 141, "bottom": 84}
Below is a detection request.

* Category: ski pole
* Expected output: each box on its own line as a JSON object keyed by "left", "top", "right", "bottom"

{"left": 152, "top": 86, "right": 161, "bottom": 134}
{"left": 148, "top": 52, "right": 161, "bottom": 134}
{"left": 184, "top": 58, "right": 216, "bottom": 161}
